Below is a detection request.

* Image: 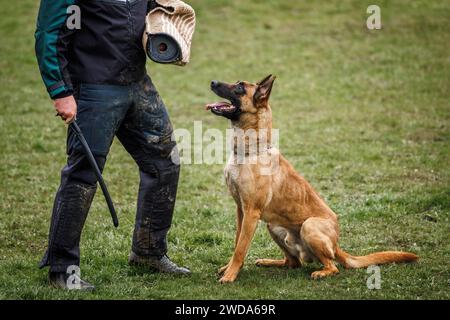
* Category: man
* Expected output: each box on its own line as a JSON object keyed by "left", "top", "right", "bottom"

{"left": 35, "top": 0, "right": 190, "bottom": 291}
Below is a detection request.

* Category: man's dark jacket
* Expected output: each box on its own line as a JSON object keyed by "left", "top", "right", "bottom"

{"left": 35, "top": 0, "right": 149, "bottom": 99}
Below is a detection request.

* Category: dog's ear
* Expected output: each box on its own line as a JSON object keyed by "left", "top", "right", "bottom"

{"left": 254, "top": 74, "right": 276, "bottom": 104}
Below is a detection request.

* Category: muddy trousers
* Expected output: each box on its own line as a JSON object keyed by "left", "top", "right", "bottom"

{"left": 40, "top": 75, "right": 180, "bottom": 272}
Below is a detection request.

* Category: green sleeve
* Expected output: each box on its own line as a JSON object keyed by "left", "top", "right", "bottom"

{"left": 35, "top": 0, "right": 76, "bottom": 99}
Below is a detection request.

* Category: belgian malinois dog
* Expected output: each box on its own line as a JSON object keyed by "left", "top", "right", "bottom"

{"left": 206, "top": 75, "right": 418, "bottom": 283}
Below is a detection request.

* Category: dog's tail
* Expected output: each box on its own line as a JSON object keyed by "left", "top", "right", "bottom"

{"left": 335, "top": 247, "right": 418, "bottom": 269}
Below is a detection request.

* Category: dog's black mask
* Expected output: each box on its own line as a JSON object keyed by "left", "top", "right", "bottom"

{"left": 206, "top": 80, "right": 244, "bottom": 120}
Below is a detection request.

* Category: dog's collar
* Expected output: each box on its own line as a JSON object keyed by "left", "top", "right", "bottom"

{"left": 232, "top": 143, "right": 273, "bottom": 157}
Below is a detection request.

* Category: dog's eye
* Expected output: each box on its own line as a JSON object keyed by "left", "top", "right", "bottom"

{"left": 234, "top": 84, "right": 245, "bottom": 95}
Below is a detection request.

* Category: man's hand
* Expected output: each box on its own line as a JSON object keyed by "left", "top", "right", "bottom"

{"left": 54, "top": 95, "right": 77, "bottom": 124}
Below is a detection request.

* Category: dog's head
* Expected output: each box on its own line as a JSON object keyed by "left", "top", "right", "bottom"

{"left": 206, "top": 75, "right": 276, "bottom": 121}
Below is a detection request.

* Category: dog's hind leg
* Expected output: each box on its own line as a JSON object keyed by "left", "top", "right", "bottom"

{"left": 300, "top": 218, "right": 339, "bottom": 279}
{"left": 255, "top": 258, "right": 288, "bottom": 267}
{"left": 255, "top": 224, "right": 301, "bottom": 268}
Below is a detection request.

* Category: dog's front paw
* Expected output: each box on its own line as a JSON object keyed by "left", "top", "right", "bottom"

{"left": 218, "top": 264, "right": 229, "bottom": 275}
{"left": 219, "top": 274, "right": 237, "bottom": 284}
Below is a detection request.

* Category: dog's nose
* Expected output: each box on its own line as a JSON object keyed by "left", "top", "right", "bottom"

{"left": 211, "top": 80, "right": 219, "bottom": 88}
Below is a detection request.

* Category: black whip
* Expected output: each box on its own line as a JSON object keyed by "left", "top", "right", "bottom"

{"left": 70, "top": 121, "right": 119, "bottom": 228}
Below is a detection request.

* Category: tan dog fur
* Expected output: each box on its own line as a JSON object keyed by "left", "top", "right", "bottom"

{"left": 208, "top": 75, "right": 418, "bottom": 283}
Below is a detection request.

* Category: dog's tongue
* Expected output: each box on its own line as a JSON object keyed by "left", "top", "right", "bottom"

{"left": 205, "top": 102, "right": 231, "bottom": 110}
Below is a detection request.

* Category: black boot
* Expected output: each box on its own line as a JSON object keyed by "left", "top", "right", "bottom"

{"left": 128, "top": 251, "right": 190, "bottom": 275}
{"left": 49, "top": 271, "right": 95, "bottom": 291}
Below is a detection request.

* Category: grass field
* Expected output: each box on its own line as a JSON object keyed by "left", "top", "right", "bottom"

{"left": 0, "top": 0, "right": 449, "bottom": 300}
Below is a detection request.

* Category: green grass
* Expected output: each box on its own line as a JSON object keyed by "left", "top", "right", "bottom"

{"left": 0, "top": 0, "right": 449, "bottom": 299}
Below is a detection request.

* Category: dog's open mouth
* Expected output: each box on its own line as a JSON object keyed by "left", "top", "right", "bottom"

{"left": 205, "top": 101, "right": 237, "bottom": 115}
